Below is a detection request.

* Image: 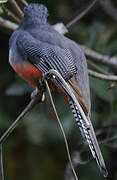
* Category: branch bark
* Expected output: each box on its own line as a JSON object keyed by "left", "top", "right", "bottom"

{"left": 2, "top": 5, "right": 21, "bottom": 24}
{"left": 87, "top": 60, "right": 108, "bottom": 75}
{"left": 0, "top": 17, "right": 18, "bottom": 31}
{"left": 88, "top": 69, "right": 117, "bottom": 81}
{"left": 9, "top": 0, "right": 24, "bottom": 18}
{"left": 81, "top": 45, "right": 117, "bottom": 70}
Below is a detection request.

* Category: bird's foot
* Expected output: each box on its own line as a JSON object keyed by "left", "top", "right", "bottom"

{"left": 31, "top": 79, "right": 46, "bottom": 102}
{"left": 31, "top": 87, "right": 45, "bottom": 102}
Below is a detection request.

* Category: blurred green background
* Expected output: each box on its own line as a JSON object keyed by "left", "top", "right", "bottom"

{"left": 0, "top": 0, "right": 117, "bottom": 179}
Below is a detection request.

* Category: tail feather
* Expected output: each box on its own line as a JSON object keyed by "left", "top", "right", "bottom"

{"left": 68, "top": 77, "right": 108, "bottom": 177}
{"left": 47, "top": 69, "right": 108, "bottom": 177}
{"left": 69, "top": 100, "right": 108, "bottom": 177}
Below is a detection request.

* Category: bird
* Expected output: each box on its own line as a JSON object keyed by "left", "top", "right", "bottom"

{"left": 9, "top": 3, "right": 108, "bottom": 177}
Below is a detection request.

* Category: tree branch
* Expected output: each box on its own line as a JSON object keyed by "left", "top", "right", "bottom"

{"left": 2, "top": 5, "right": 21, "bottom": 24}
{"left": 87, "top": 60, "right": 108, "bottom": 75}
{"left": 0, "top": 145, "right": 4, "bottom": 180}
{"left": 99, "top": 135, "right": 117, "bottom": 148}
{"left": 81, "top": 45, "right": 117, "bottom": 70}
{"left": 99, "top": 0, "right": 117, "bottom": 22}
{"left": 0, "top": 97, "right": 41, "bottom": 145}
{"left": 9, "top": 0, "right": 24, "bottom": 18}
{"left": 65, "top": 151, "right": 88, "bottom": 180}
{"left": 88, "top": 69, "right": 117, "bottom": 81}
{"left": 0, "top": 17, "right": 18, "bottom": 31}
{"left": 66, "top": 0, "right": 97, "bottom": 29}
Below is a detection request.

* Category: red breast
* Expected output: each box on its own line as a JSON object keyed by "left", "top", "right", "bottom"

{"left": 12, "top": 62, "right": 68, "bottom": 100}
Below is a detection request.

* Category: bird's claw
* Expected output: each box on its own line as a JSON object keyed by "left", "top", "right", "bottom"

{"left": 31, "top": 88, "right": 45, "bottom": 102}
{"left": 31, "top": 79, "right": 46, "bottom": 102}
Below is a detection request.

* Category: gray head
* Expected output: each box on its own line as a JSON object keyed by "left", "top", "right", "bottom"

{"left": 24, "top": 3, "right": 48, "bottom": 24}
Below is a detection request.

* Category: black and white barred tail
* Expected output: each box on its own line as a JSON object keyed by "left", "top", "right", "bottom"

{"left": 69, "top": 100, "right": 108, "bottom": 177}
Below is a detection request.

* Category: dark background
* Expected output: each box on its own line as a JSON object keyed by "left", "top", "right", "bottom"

{"left": 0, "top": 0, "right": 117, "bottom": 179}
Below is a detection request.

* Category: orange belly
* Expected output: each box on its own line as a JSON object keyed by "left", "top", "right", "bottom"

{"left": 12, "top": 63, "right": 68, "bottom": 100}
{"left": 13, "top": 63, "right": 43, "bottom": 86}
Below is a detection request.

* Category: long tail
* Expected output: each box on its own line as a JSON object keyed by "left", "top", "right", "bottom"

{"left": 69, "top": 99, "right": 108, "bottom": 177}
{"left": 45, "top": 70, "right": 108, "bottom": 177}
{"left": 67, "top": 77, "right": 108, "bottom": 177}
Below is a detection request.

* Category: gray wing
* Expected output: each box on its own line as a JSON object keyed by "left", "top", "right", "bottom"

{"left": 29, "top": 26, "right": 90, "bottom": 112}
{"left": 66, "top": 40, "right": 91, "bottom": 113}
{"left": 16, "top": 31, "right": 77, "bottom": 81}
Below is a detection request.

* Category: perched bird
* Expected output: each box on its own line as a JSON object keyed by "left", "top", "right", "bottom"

{"left": 9, "top": 3, "right": 108, "bottom": 177}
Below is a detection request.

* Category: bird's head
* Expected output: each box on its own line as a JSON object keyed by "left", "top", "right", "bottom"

{"left": 24, "top": 3, "right": 48, "bottom": 25}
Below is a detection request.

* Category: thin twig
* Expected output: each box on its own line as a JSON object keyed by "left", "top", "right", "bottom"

{"left": 81, "top": 45, "right": 117, "bottom": 70}
{"left": 65, "top": 151, "right": 89, "bottom": 180}
{"left": 87, "top": 60, "right": 108, "bottom": 75}
{"left": 0, "top": 97, "right": 40, "bottom": 145}
{"left": 96, "top": 124, "right": 117, "bottom": 137}
{"left": 2, "top": 5, "right": 21, "bottom": 24}
{"left": 66, "top": 0, "right": 97, "bottom": 28}
{"left": 88, "top": 69, "right": 117, "bottom": 81}
{"left": 0, "top": 145, "right": 4, "bottom": 180}
{"left": 100, "top": 135, "right": 117, "bottom": 145}
{"left": 9, "top": 0, "right": 24, "bottom": 18}
{"left": 45, "top": 79, "right": 79, "bottom": 180}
